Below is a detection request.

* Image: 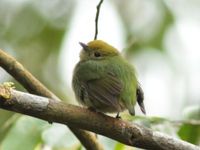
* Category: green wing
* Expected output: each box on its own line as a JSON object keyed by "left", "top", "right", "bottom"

{"left": 86, "top": 72, "right": 123, "bottom": 111}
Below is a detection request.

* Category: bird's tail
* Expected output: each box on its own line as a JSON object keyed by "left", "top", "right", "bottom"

{"left": 137, "top": 85, "right": 146, "bottom": 115}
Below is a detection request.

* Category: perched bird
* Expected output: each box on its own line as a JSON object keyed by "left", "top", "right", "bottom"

{"left": 72, "top": 40, "right": 146, "bottom": 117}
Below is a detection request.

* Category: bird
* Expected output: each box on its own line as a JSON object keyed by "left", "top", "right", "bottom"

{"left": 72, "top": 40, "right": 146, "bottom": 117}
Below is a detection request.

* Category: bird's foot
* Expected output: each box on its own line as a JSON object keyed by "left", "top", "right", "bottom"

{"left": 115, "top": 112, "right": 121, "bottom": 119}
{"left": 88, "top": 107, "right": 96, "bottom": 112}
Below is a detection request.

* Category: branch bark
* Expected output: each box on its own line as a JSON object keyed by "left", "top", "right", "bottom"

{"left": 0, "top": 86, "right": 199, "bottom": 150}
{"left": 0, "top": 49, "right": 103, "bottom": 150}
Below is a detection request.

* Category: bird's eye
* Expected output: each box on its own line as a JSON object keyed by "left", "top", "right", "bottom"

{"left": 94, "top": 52, "right": 101, "bottom": 57}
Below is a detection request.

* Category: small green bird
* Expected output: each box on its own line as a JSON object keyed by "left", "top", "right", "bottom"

{"left": 72, "top": 40, "right": 146, "bottom": 117}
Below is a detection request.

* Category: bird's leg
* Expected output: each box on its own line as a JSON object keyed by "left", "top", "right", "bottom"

{"left": 88, "top": 107, "right": 96, "bottom": 112}
{"left": 115, "top": 112, "right": 121, "bottom": 119}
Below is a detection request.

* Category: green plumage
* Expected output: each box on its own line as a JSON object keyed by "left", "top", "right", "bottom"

{"left": 72, "top": 40, "right": 145, "bottom": 116}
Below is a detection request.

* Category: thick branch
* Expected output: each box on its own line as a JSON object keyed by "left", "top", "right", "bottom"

{"left": 0, "top": 87, "right": 199, "bottom": 150}
{"left": 0, "top": 49, "right": 103, "bottom": 150}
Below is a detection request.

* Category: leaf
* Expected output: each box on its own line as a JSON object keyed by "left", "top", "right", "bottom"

{"left": 115, "top": 142, "right": 136, "bottom": 150}
{"left": 178, "top": 124, "right": 200, "bottom": 145}
{"left": 1, "top": 116, "right": 49, "bottom": 150}
{"left": 42, "top": 123, "right": 78, "bottom": 148}
{"left": 183, "top": 105, "right": 200, "bottom": 120}
{"left": 114, "top": 142, "right": 125, "bottom": 150}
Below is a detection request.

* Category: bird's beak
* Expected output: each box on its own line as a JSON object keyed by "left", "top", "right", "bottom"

{"left": 79, "top": 42, "right": 89, "bottom": 52}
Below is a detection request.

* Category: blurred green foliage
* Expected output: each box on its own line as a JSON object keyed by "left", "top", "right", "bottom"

{"left": 0, "top": 110, "right": 15, "bottom": 142}
{"left": 178, "top": 124, "right": 200, "bottom": 145}
{"left": 1, "top": 116, "right": 49, "bottom": 150}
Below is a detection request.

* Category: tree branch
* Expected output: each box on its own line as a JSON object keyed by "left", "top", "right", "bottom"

{"left": 94, "top": 0, "right": 104, "bottom": 40}
{"left": 0, "top": 49, "right": 59, "bottom": 101}
{"left": 0, "top": 86, "right": 199, "bottom": 150}
{"left": 0, "top": 49, "right": 103, "bottom": 150}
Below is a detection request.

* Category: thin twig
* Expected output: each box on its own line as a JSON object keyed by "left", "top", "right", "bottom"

{"left": 94, "top": 0, "right": 104, "bottom": 40}
{"left": 0, "top": 87, "right": 199, "bottom": 150}
{"left": 0, "top": 49, "right": 104, "bottom": 150}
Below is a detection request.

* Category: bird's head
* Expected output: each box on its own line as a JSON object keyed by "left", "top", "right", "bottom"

{"left": 79, "top": 40, "right": 120, "bottom": 61}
